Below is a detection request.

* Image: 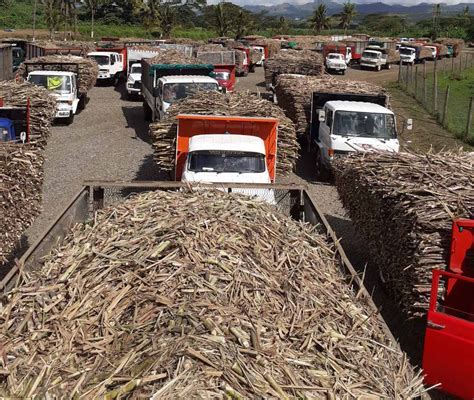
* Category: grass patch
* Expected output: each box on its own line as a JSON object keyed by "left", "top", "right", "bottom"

{"left": 434, "top": 67, "right": 474, "bottom": 143}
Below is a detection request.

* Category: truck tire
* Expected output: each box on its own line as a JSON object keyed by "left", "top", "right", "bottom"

{"left": 78, "top": 96, "right": 86, "bottom": 110}
{"left": 143, "top": 102, "right": 152, "bottom": 122}
{"left": 376, "top": 65, "right": 381, "bottom": 72}
{"left": 341, "top": 69, "right": 346, "bottom": 75}
{"left": 249, "top": 64, "right": 255, "bottom": 73}
{"left": 314, "top": 148, "right": 330, "bottom": 182}
{"left": 113, "top": 74, "right": 120, "bottom": 87}
{"left": 243, "top": 69, "right": 249, "bottom": 77}
{"left": 66, "top": 112, "right": 75, "bottom": 125}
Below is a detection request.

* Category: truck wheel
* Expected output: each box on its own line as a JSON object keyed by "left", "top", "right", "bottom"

{"left": 315, "top": 148, "right": 329, "bottom": 182}
{"left": 377, "top": 65, "right": 381, "bottom": 72}
{"left": 78, "top": 96, "right": 86, "bottom": 110}
{"left": 341, "top": 70, "right": 346, "bottom": 75}
{"left": 243, "top": 69, "right": 249, "bottom": 77}
{"left": 386, "top": 63, "right": 391, "bottom": 70}
{"left": 249, "top": 65, "right": 255, "bottom": 73}
{"left": 113, "top": 74, "right": 120, "bottom": 87}
{"left": 66, "top": 112, "right": 75, "bottom": 125}
{"left": 143, "top": 102, "right": 152, "bottom": 122}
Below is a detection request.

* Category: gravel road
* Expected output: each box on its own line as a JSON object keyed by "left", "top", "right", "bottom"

{"left": 25, "top": 65, "right": 426, "bottom": 365}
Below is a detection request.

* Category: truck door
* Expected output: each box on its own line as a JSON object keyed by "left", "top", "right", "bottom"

{"left": 423, "top": 270, "right": 474, "bottom": 399}
{"left": 346, "top": 47, "right": 352, "bottom": 64}
{"left": 319, "top": 108, "right": 333, "bottom": 165}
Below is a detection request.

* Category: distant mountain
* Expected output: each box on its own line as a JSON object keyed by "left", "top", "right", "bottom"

{"left": 243, "top": 2, "right": 472, "bottom": 19}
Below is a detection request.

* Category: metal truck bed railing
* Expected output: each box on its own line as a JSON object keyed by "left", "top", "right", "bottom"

{"left": 0, "top": 181, "right": 397, "bottom": 346}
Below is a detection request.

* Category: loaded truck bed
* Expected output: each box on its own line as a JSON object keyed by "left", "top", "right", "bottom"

{"left": 0, "top": 181, "right": 398, "bottom": 348}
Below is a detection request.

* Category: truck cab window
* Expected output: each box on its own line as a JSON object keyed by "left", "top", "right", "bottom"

{"left": 326, "top": 110, "right": 333, "bottom": 128}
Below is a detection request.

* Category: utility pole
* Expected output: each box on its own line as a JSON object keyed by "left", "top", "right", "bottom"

{"left": 32, "top": 0, "right": 38, "bottom": 42}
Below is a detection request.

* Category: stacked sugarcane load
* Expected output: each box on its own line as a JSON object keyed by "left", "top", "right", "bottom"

{"left": 149, "top": 91, "right": 299, "bottom": 176}
{"left": 17, "top": 55, "right": 99, "bottom": 96}
{"left": 264, "top": 49, "right": 324, "bottom": 86}
{"left": 435, "top": 38, "right": 464, "bottom": 57}
{"left": 33, "top": 40, "right": 96, "bottom": 56}
{"left": 0, "top": 81, "right": 56, "bottom": 271}
{"left": 253, "top": 38, "right": 281, "bottom": 57}
{"left": 275, "top": 74, "right": 388, "bottom": 137}
{"left": 0, "top": 80, "right": 56, "bottom": 146}
{"left": 334, "top": 151, "right": 474, "bottom": 318}
{"left": 145, "top": 49, "right": 199, "bottom": 65}
{"left": 0, "top": 143, "right": 45, "bottom": 271}
{"left": 0, "top": 188, "right": 426, "bottom": 398}
{"left": 290, "top": 35, "right": 330, "bottom": 50}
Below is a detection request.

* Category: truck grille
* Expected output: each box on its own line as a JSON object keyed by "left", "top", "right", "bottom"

{"left": 133, "top": 81, "right": 141, "bottom": 89}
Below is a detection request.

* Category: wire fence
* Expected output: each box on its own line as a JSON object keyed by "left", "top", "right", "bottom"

{"left": 398, "top": 52, "right": 474, "bottom": 145}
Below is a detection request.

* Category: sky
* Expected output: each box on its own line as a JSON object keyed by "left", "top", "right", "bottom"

{"left": 210, "top": 0, "right": 473, "bottom": 5}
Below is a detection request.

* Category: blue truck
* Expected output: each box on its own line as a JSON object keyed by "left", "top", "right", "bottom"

{"left": 0, "top": 103, "right": 29, "bottom": 143}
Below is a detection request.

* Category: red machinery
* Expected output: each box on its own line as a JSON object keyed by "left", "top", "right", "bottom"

{"left": 423, "top": 219, "right": 474, "bottom": 399}
{"left": 213, "top": 64, "right": 236, "bottom": 92}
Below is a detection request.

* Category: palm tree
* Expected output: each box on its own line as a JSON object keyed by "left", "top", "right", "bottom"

{"left": 41, "top": 0, "right": 62, "bottom": 39}
{"left": 83, "top": 0, "right": 106, "bottom": 39}
{"left": 340, "top": 1, "right": 356, "bottom": 35}
{"left": 159, "top": 5, "right": 175, "bottom": 38}
{"left": 309, "top": 3, "right": 330, "bottom": 34}
{"left": 278, "top": 16, "right": 289, "bottom": 35}
{"left": 215, "top": 3, "right": 230, "bottom": 37}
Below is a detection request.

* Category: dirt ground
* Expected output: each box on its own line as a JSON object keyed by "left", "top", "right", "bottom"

{"left": 22, "top": 59, "right": 469, "bottom": 378}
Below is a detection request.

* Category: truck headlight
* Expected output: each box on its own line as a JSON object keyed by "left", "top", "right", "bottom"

{"left": 1, "top": 128, "right": 8, "bottom": 137}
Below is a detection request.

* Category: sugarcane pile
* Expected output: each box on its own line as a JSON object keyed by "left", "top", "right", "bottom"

{"left": 253, "top": 38, "right": 281, "bottom": 57}
{"left": 435, "top": 38, "right": 464, "bottom": 56}
{"left": 196, "top": 50, "right": 235, "bottom": 65}
{"left": 265, "top": 49, "right": 324, "bottom": 85}
{"left": 275, "top": 74, "right": 387, "bottom": 136}
{"left": 195, "top": 43, "right": 224, "bottom": 52}
{"left": 0, "top": 143, "right": 44, "bottom": 271}
{"left": 334, "top": 151, "right": 474, "bottom": 317}
{"left": 146, "top": 49, "right": 198, "bottom": 65}
{"left": 0, "top": 189, "right": 425, "bottom": 398}
{"left": 33, "top": 40, "right": 96, "bottom": 56}
{"left": 17, "top": 55, "right": 99, "bottom": 95}
{"left": 149, "top": 91, "right": 299, "bottom": 175}
{"left": 291, "top": 35, "right": 330, "bottom": 50}
{"left": 0, "top": 80, "right": 56, "bottom": 146}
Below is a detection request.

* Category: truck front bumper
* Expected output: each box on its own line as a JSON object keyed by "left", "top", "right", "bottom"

{"left": 55, "top": 104, "right": 73, "bottom": 119}
{"left": 98, "top": 72, "right": 111, "bottom": 79}
{"left": 360, "top": 63, "right": 377, "bottom": 69}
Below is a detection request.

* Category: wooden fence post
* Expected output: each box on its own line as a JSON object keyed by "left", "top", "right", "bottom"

{"left": 405, "top": 63, "right": 410, "bottom": 90}
{"left": 398, "top": 59, "right": 402, "bottom": 83}
{"left": 415, "top": 65, "right": 418, "bottom": 98}
{"left": 451, "top": 56, "right": 455, "bottom": 72}
{"left": 442, "top": 86, "right": 450, "bottom": 127}
{"left": 433, "top": 59, "right": 438, "bottom": 113}
{"left": 466, "top": 97, "right": 473, "bottom": 142}
{"left": 423, "top": 64, "right": 427, "bottom": 106}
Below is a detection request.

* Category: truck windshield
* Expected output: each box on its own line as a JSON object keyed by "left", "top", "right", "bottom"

{"left": 28, "top": 75, "right": 71, "bottom": 94}
{"left": 363, "top": 52, "right": 379, "bottom": 59}
{"left": 131, "top": 65, "right": 141, "bottom": 74}
{"left": 333, "top": 111, "right": 396, "bottom": 139}
{"left": 400, "top": 48, "right": 414, "bottom": 55}
{"left": 163, "top": 83, "right": 218, "bottom": 103}
{"left": 188, "top": 150, "right": 266, "bottom": 173}
{"left": 90, "top": 55, "right": 109, "bottom": 66}
{"left": 214, "top": 72, "right": 230, "bottom": 80}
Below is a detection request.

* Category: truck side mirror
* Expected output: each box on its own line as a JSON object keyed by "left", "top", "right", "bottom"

{"left": 406, "top": 118, "right": 413, "bottom": 131}
{"left": 318, "top": 110, "right": 326, "bottom": 123}
{"left": 20, "top": 131, "right": 26, "bottom": 143}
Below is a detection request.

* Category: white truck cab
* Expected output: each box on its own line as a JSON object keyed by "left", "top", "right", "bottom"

{"left": 399, "top": 46, "right": 416, "bottom": 64}
{"left": 88, "top": 51, "right": 124, "bottom": 84}
{"left": 152, "top": 75, "right": 219, "bottom": 120}
{"left": 360, "top": 49, "right": 389, "bottom": 71}
{"left": 27, "top": 70, "right": 79, "bottom": 124}
{"left": 126, "top": 63, "right": 142, "bottom": 98}
{"left": 182, "top": 134, "right": 271, "bottom": 184}
{"left": 314, "top": 101, "right": 400, "bottom": 174}
{"left": 325, "top": 53, "right": 347, "bottom": 75}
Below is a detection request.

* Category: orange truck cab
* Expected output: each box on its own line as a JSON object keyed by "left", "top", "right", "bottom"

{"left": 175, "top": 115, "right": 278, "bottom": 186}
{"left": 213, "top": 64, "right": 236, "bottom": 92}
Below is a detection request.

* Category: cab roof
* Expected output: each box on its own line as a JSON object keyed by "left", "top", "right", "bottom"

{"left": 326, "top": 101, "right": 393, "bottom": 114}
{"left": 159, "top": 75, "right": 218, "bottom": 84}
{"left": 188, "top": 134, "right": 266, "bottom": 155}
{"left": 88, "top": 52, "right": 115, "bottom": 57}
{"left": 28, "top": 70, "right": 74, "bottom": 76}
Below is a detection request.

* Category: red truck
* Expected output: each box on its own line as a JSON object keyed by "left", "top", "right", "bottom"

{"left": 213, "top": 64, "right": 236, "bottom": 92}
{"left": 322, "top": 43, "right": 352, "bottom": 65}
{"left": 423, "top": 219, "right": 474, "bottom": 399}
